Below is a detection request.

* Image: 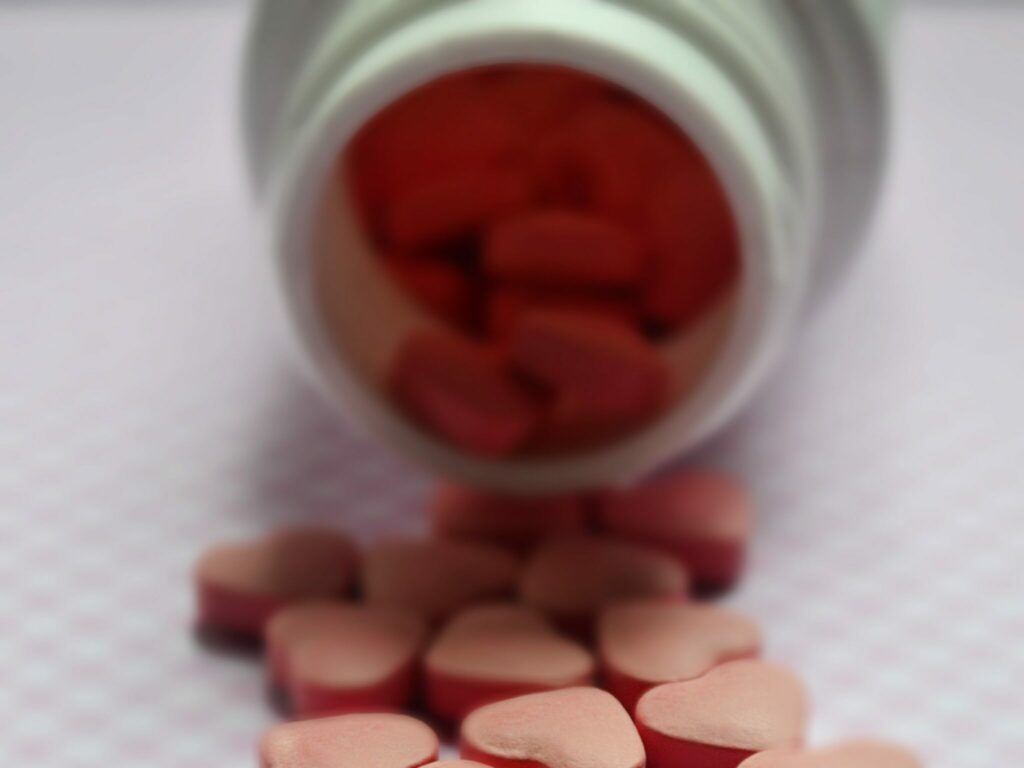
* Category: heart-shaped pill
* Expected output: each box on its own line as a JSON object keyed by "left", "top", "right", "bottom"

{"left": 270, "top": 603, "right": 428, "bottom": 717}
{"left": 636, "top": 660, "right": 809, "bottom": 768}
{"left": 430, "top": 483, "right": 589, "bottom": 554}
{"left": 598, "top": 600, "right": 761, "bottom": 712}
{"left": 260, "top": 712, "right": 439, "bottom": 768}
{"left": 460, "top": 687, "right": 645, "bottom": 768}
{"left": 519, "top": 536, "right": 688, "bottom": 635}
{"left": 738, "top": 743, "right": 922, "bottom": 768}
{"left": 425, "top": 603, "right": 594, "bottom": 722}
{"left": 194, "top": 526, "right": 358, "bottom": 638}
{"left": 599, "top": 470, "right": 752, "bottom": 592}
{"left": 364, "top": 539, "right": 520, "bottom": 624}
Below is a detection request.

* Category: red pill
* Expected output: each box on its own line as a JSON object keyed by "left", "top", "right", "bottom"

{"left": 430, "top": 483, "right": 589, "bottom": 554}
{"left": 390, "top": 331, "right": 540, "bottom": 457}
{"left": 423, "top": 763, "right": 493, "bottom": 768}
{"left": 533, "top": 100, "right": 698, "bottom": 222}
{"left": 349, "top": 75, "right": 523, "bottom": 211}
{"left": 519, "top": 536, "right": 688, "bottom": 635}
{"left": 598, "top": 600, "right": 762, "bottom": 713}
{"left": 460, "top": 687, "right": 645, "bottom": 768}
{"left": 259, "top": 712, "right": 439, "bottom": 768}
{"left": 194, "top": 527, "right": 358, "bottom": 638}
{"left": 424, "top": 604, "right": 594, "bottom": 722}
{"left": 486, "top": 288, "right": 639, "bottom": 340}
{"left": 739, "top": 743, "right": 922, "bottom": 768}
{"left": 285, "top": 605, "right": 427, "bottom": 717}
{"left": 363, "top": 539, "right": 520, "bottom": 625}
{"left": 510, "top": 309, "right": 670, "bottom": 420}
{"left": 485, "top": 211, "right": 645, "bottom": 289}
{"left": 531, "top": 394, "right": 655, "bottom": 453}
{"left": 641, "top": 173, "right": 740, "bottom": 331}
{"left": 598, "top": 470, "right": 753, "bottom": 592}
{"left": 636, "top": 660, "right": 809, "bottom": 768}
{"left": 482, "top": 66, "right": 609, "bottom": 138}
{"left": 386, "top": 168, "right": 530, "bottom": 248}
{"left": 385, "top": 259, "right": 473, "bottom": 327}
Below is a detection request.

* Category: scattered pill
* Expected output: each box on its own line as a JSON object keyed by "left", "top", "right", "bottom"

{"left": 385, "top": 259, "right": 474, "bottom": 328}
{"left": 460, "top": 687, "right": 645, "bottom": 768}
{"left": 430, "top": 483, "right": 589, "bottom": 553}
{"left": 485, "top": 211, "right": 644, "bottom": 289}
{"left": 636, "top": 660, "right": 809, "bottom": 768}
{"left": 194, "top": 527, "right": 358, "bottom": 638}
{"left": 278, "top": 604, "right": 427, "bottom": 716}
{"left": 738, "top": 743, "right": 922, "bottom": 768}
{"left": 390, "top": 331, "right": 540, "bottom": 457}
{"left": 519, "top": 536, "right": 688, "bottom": 634}
{"left": 386, "top": 169, "right": 530, "bottom": 248}
{"left": 510, "top": 309, "right": 670, "bottom": 420}
{"left": 598, "top": 600, "right": 762, "bottom": 713}
{"left": 425, "top": 603, "right": 594, "bottom": 722}
{"left": 363, "top": 538, "right": 520, "bottom": 624}
{"left": 259, "top": 712, "right": 439, "bottom": 768}
{"left": 598, "top": 469, "right": 753, "bottom": 592}
{"left": 265, "top": 600, "right": 352, "bottom": 691}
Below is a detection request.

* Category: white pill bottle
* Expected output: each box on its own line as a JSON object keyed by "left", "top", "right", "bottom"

{"left": 244, "top": 0, "right": 894, "bottom": 493}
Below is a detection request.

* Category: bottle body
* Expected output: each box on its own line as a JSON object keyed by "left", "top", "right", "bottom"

{"left": 243, "top": 0, "right": 893, "bottom": 492}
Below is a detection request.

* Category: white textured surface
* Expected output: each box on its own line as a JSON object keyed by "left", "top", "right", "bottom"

{"left": 1, "top": 2, "right": 1023, "bottom": 766}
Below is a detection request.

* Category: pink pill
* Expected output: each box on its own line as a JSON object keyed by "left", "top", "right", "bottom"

{"left": 636, "top": 660, "right": 809, "bottom": 768}
{"left": 598, "top": 600, "right": 762, "bottom": 713}
{"left": 363, "top": 539, "right": 520, "bottom": 625}
{"left": 265, "top": 600, "right": 351, "bottom": 691}
{"left": 519, "top": 536, "right": 688, "bottom": 635}
{"left": 430, "top": 483, "right": 589, "bottom": 554}
{"left": 390, "top": 331, "right": 540, "bottom": 457}
{"left": 598, "top": 470, "right": 753, "bottom": 592}
{"left": 510, "top": 309, "right": 670, "bottom": 420}
{"left": 460, "top": 687, "right": 645, "bottom": 768}
{"left": 424, "top": 604, "right": 594, "bottom": 722}
{"left": 739, "top": 743, "right": 922, "bottom": 768}
{"left": 194, "top": 527, "right": 358, "bottom": 638}
{"left": 273, "top": 604, "right": 428, "bottom": 717}
{"left": 259, "top": 712, "right": 439, "bottom": 768}
{"left": 485, "top": 211, "right": 645, "bottom": 289}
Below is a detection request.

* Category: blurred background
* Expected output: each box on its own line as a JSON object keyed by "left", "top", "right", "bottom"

{"left": 1, "top": 1, "right": 1022, "bottom": 765}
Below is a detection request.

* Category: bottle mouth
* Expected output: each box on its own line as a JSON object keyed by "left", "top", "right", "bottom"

{"left": 270, "top": 0, "right": 799, "bottom": 492}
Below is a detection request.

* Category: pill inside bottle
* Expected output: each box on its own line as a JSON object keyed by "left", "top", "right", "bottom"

{"left": 310, "top": 65, "right": 741, "bottom": 472}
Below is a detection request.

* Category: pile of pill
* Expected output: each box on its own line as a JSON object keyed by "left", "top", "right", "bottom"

{"left": 193, "top": 468, "right": 920, "bottom": 767}
{"left": 343, "top": 65, "right": 741, "bottom": 457}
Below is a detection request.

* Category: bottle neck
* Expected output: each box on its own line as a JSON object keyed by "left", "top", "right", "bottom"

{"left": 268, "top": 0, "right": 818, "bottom": 492}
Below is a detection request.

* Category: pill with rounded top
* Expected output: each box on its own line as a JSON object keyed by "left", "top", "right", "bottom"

{"left": 259, "top": 711, "right": 439, "bottom": 768}
{"left": 486, "top": 287, "right": 638, "bottom": 341}
{"left": 510, "top": 309, "right": 670, "bottom": 420}
{"left": 194, "top": 527, "right": 358, "bottom": 638}
{"left": 636, "top": 660, "right": 809, "bottom": 768}
{"left": 390, "top": 331, "right": 540, "bottom": 457}
{"left": 598, "top": 600, "right": 762, "bottom": 713}
{"left": 598, "top": 470, "right": 752, "bottom": 592}
{"left": 385, "top": 259, "right": 473, "bottom": 328}
{"left": 641, "top": 173, "right": 740, "bottom": 332}
{"left": 738, "top": 743, "right": 922, "bottom": 768}
{"left": 485, "top": 211, "right": 645, "bottom": 289}
{"left": 363, "top": 538, "right": 520, "bottom": 625}
{"left": 460, "top": 686, "right": 645, "bottom": 768}
{"left": 425, "top": 603, "right": 594, "bottom": 722}
{"left": 430, "top": 483, "right": 589, "bottom": 554}
{"left": 271, "top": 604, "right": 428, "bottom": 716}
{"left": 519, "top": 536, "right": 688, "bottom": 635}
{"left": 386, "top": 168, "right": 530, "bottom": 248}
{"left": 265, "top": 600, "right": 351, "bottom": 691}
